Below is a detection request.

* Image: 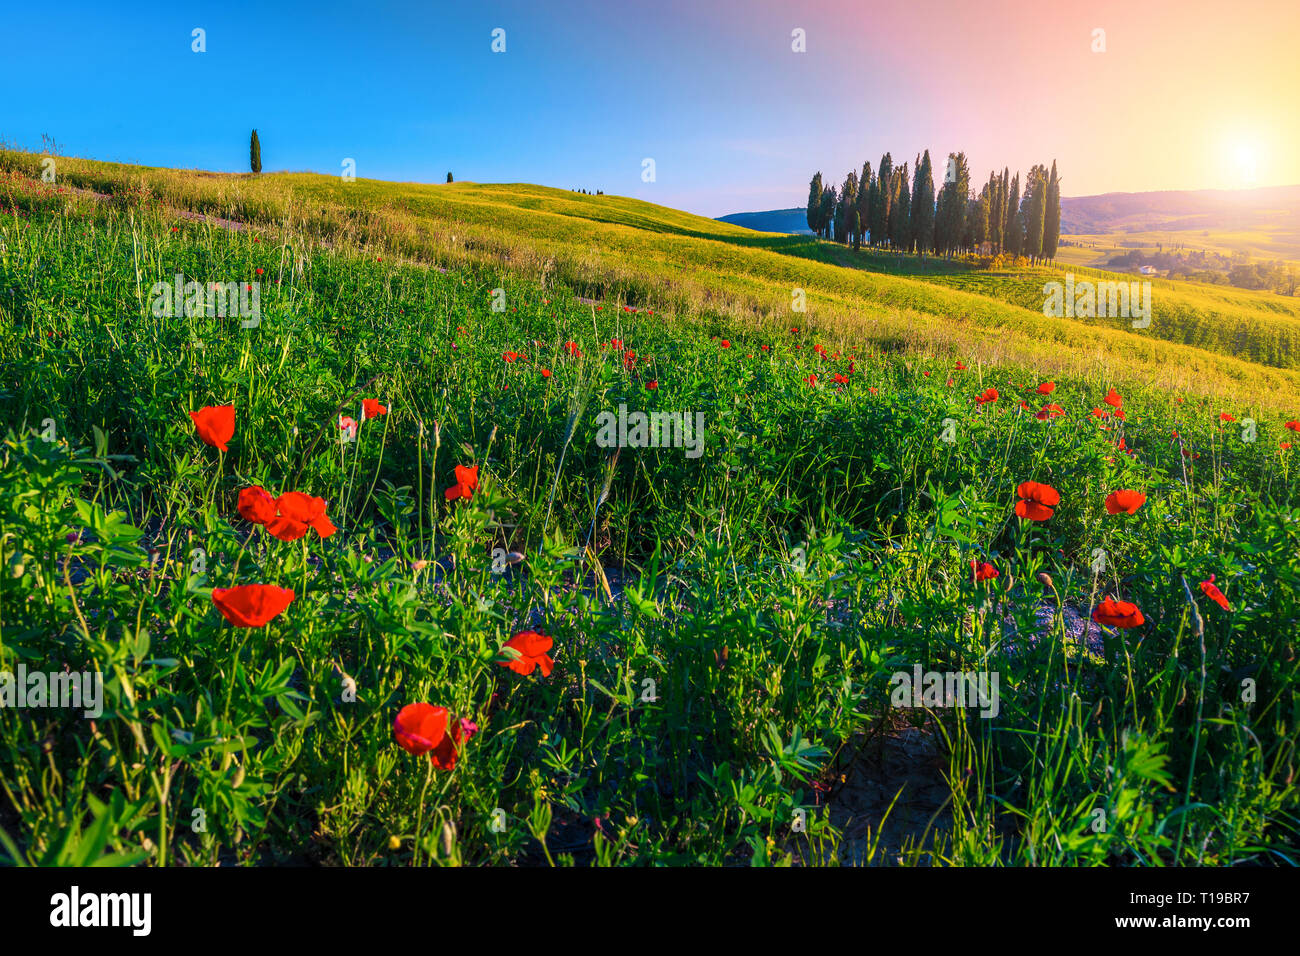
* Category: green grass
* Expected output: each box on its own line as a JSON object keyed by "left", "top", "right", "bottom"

{"left": 0, "top": 163, "right": 1297, "bottom": 867}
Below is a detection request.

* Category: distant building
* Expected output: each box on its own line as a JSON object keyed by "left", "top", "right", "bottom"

{"left": 1138, "top": 265, "right": 1158, "bottom": 276}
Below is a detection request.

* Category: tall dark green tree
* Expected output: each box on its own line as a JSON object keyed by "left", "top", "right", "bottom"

{"left": 851, "top": 208, "right": 862, "bottom": 251}
{"left": 870, "top": 152, "right": 892, "bottom": 245}
{"left": 934, "top": 151, "right": 969, "bottom": 257}
{"left": 987, "top": 171, "right": 1003, "bottom": 251}
{"left": 855, "top": 161, "right": 873, "bottom": 246}
{"left": 818, "top": 185, "right": 837, "bottom": 239}
{"left": 249, "top": 129, "right": 262, "bottom": 174}
{"left": 1004, "top": 172, "right": 1022, "bottom": 257}
{"left": 806, "top": 172, "right": 824, "bottom": 234}
{"left": 974, "top": 180, "right": 993, "bottom": 250}
{"left": 1042, "top": 160, "right": 1061, "bottom": 262}
{"left": 835, "top": 170, "right": 858, "bottom": 244}
{"left": 910, "top": 150, "right": 936, "bottom": 256}
{"left": 446, "top": 171, "right": 454, "bottom": 183}
{"left": 889, "top": 163, "right": 911, "bottom": 251}
{"left": 1022, "top": 164, "right": 1048, "bottom": 264}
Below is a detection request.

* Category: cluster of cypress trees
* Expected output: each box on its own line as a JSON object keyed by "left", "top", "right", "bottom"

{"left": 806, "top": 152, "right": 1061, "bottom": 264}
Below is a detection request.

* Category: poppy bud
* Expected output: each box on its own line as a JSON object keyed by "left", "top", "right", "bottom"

{"left": 1037, "top": 572, "right": 1054, "bottom": 589}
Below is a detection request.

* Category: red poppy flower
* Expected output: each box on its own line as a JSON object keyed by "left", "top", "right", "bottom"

{"left": 1199, "top": 574, "right": 1231, "bottom": 611}
{"left": 255, "top": 267, "right": 264, "bottom": 276}
{"left": 393, "top": 703, "right": 448, "bottom": 756}
{"left": 237, "top": 486, "right": 278, "bottom": 525}
{"left": 623, "top": 349, "right": 637, "bottom": 370}
{"left": 1091, "top": 598, "right": 1144, "bottom": 629}
{"left": 1091, "top": 407, "right": 1108, "bottom": 418}
{"left": 1036, "top": 381, "right": 1055, "bottom": 394}
{"left": 1035, "top": 404, "right": 1065, "bottom": 420}
{"left": 1218, "top": 412, "right": 1235, "bottom": 423}
{"left": 720, "top": 339, "right": 731, "bottom": 348}
{"left": 445, "top": 464, "right": 480, "bottom": 501}
{"left": 273, "top": 491, "right": 337, "bottom": 539}
{"left": 833, "top": 373, "right": 849, "bottom": 385}
{"left": 211, "top": 584, "right": 295, "bottom": 627}
{"left": 362, "top": 399, "right": 388, "bottom": 420}
{"left": 503, "top": 351, "right": 519, "bottom": 363}
{"left": 1283, "top": 442, "right": 1293, "bottom": 451}
{"left": 541, "top": 368, "right": 552, "bottom": 378}
{"left": 610, "top": 338, "right": 623, "bottom": 349}
{"left": 189, "top": 405, "right": 235, "bottom": 452}
{"left": 499, "top": 630, "right": 555, "bottom": 676}
{"left": 1015, "top": 481, "right": 1060, "bottom": 521}
{"left": 976, "top": 387, "right": 999, "bottom": 405}
{"left": 1104, "top": 489, "right": 1146, "bottom": 515}
{"left": 805, "top": 374, "right": 818, "bottom": 387}
{"left": 430, "top": 719, "right": 468, "bottom": 770}
{"left": 565, "top": 341, "right": 582, "bottom": 357}
{"left": 645, "top": 380, "right": 658, "bottom": 390}
{"left": 1103, "top": 388, "right": 1123, "bottom": 409}
{"left": 955, "top": 360, "right": 967, "bottom": 371}
{"left": 971, "top": 560, "right": 998, "bottom": 583}
{"left": 1285, "top": 421, "right": 1300, "bottom": 432}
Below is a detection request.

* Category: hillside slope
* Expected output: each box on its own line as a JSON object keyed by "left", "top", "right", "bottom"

{"left": 3, "top": 149, "right": 1299, "bottom": 407}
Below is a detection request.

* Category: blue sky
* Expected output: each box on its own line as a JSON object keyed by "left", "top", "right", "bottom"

{"left": 6, "top": 0, "right": 1298, "bottom": 217}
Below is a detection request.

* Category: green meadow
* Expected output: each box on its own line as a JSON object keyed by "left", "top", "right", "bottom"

{"left": 0, "top": 153, "right": 1296, "bottom": 866}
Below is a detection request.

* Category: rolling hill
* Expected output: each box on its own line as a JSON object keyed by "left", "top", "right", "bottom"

{"left": 4, "top": 149, "right": 1300, "bottom": 407}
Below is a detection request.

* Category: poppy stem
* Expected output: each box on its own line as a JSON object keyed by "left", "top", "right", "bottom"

{"left": 412, "top": 758, "right": 434, "bottom": 867}
{"left": 290, "top": 373, "right": 382, "bottom": 489}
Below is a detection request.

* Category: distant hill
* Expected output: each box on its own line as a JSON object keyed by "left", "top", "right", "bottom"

{"left": 1060, "top": 184, "right": 1300, "bottom": 235}
{"left": 715, "top": 207, "right": 814, "bottom": 235}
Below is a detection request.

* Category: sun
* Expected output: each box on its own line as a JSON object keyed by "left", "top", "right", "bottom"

{"left": 1232, "top": 143, "right": 1259, "bottom": 184}
{"left": 1221, "top": 132, "right": 1267, "bottom": 188}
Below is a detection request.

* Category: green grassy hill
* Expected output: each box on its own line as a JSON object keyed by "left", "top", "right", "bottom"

{"left": 4, "top": 149, "right": 1300, "bottom": 407}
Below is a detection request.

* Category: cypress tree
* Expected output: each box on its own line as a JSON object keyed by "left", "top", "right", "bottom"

{"left": 1022, "top": 164, "right": 1047, "bottom": 264}
{"left": 851, "top": 209, "right": 862, "bottom": 251}
{"left": 875, "top": 153, "right": 894, "bottom": 246}
{"left": 807, "top": 172, "right": 824, "bottom": 234}
{"left": 818, "top": 185, "right": 837, "bottom": 239}
{"left": 447, "top": 171, "right": 454, "bottom": 183}
{"left": 836, "top": 170, "right": 858, "bottom": 244}
{"left": 934, "top": 152, "right": 969, "bottom": 258}
{"left": 855, "top": 161, "right": 873, "bottom": 246}
{"left": 890, "top": 164, "right": 911, "bottom": 251}
{"left": 911, "top": 150, "right": 936, "bottom": 256}
{"left": 249, "top": 129, "right": 262, "bottom": 174}
{"left": 1043, "top": 161, "right": 1061, "bottom": 262}
{"left": 1005, "top": 173, "right": 1022, "bottom": 257}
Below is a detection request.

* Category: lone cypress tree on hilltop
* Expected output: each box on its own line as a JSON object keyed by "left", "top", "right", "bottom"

{"left": 447, "top": 172, "right": 454, "bottom": 183}
{"left": 249, "top": 130, "right": 262, "bottom": 174}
